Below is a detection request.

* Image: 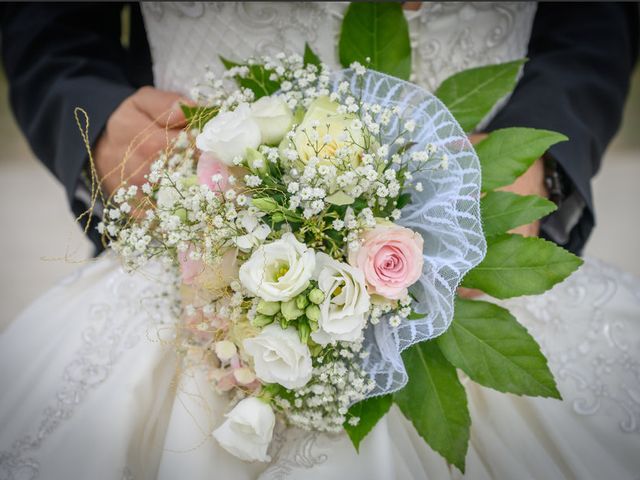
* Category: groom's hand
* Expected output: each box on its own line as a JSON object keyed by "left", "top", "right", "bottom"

{"left": 468, "top": 133, "right": 547, "bottom": 238}
{"left": 94, "top": 86, "right": 191, "bottom": 198}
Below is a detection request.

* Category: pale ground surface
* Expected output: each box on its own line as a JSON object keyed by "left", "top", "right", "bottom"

{"left": 1, "top": 68, "right": 639, "bottom": 330}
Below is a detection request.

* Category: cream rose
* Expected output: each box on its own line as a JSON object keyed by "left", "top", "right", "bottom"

{"left": 348, "top": 222, "right": 424, "bottom": 300}
{"left": 196, "top": 103, "right": 261, "bottom": 165}
{"left": 243, "top": 324, "right": 312, "bottom": 389}
{"left": 251, "top": 96, "right": 293, "bottom": 145}
{"left": 287, "top": 96, "right": 365, "bottom": 167}
{"left": 212, "top": 397, "right": 275, "bottom": 462}
{"left": 311, "top": 252, "right": 370, "bottom": 345}
{"left": 239, "top": 233, "right": 315, "bottom": 302}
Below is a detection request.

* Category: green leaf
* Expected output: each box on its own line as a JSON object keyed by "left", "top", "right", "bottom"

{"left": 407, "top": 310, "right": 427, "bottom": 320}
{"left": 476, "top": 128, "right": 568, "bottom": 192}
{"left": 394, "top": 342, "right": 470, "bottom": 472}
{"left": 339, "top": 2, "right": 411, "bottom": 80}
{"left": 344, "top": 394, "right": 393, "bottom": 452}
{"left": 396, "top": 141, "right": 417, "bottom": 155}
{"left": 303, "top": 42, "right": 322, "bottom": 68}
{"left": 481, "top": 191, "right": 557, "bottom": 237}
{"left": 252, "top": 197, "right": 279, "bottom": 212}
{"left": 180, "top": 104, "right": 218, "bottom": 130}
{"left": 219, "top": 56, "right": 280, "bottom": 99}
{"left": 435, "top": 60, "right": 525, "bottom": 132}
{"left": 395, "top": 192, "right": 412, "bottom": 210}
{"left": 462, "top": 234, "right": 583, "bottom": 299}
{"left": 438, "top": 298, "right": 560, "bottom": 398}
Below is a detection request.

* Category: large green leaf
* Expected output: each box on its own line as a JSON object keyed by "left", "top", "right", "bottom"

{"left": 339, "top": 2, "right": 411, "bottom": 80}
{"left": 219, "top": 56, "right": 280, "bottom": 99}
{"left": 434, "top": 60, "right": 524, "bottom": 132}
{"left": 462, "top": 234, "right": 583, "bottom": 299}
{"left": 481, "top": 191, "right": 557, "bottom": 237}
{"left": 438, "top": 298, "right": 560, "bottom": 398}
{"left": 395, "top": 342, "right": 470, "bottom": 472}
{"left": 477, "top": 128, "right": 568, "bottom": 192}
{"left": 344, "top": 394, "right": 393, "bottom": 452}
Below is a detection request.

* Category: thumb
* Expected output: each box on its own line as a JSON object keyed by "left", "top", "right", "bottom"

{"left": 132, "top": 86, "right": 190, "bottom": 129}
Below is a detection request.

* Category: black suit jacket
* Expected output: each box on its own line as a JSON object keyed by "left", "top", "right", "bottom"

{"left": 1, "top": 2, "right": 638, "bottom": 255}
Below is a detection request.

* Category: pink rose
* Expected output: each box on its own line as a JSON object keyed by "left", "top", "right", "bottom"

{"left": 349, "top": 223, "right": 424, "bottom": 300}
{"left": 197, "top": 152, "right": 230, "bottom": 193}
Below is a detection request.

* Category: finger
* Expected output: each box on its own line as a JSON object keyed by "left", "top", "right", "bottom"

{"left": 125, "top": 127, "right": 183, "bottom": 186}
{"left": 457, "top": 287, "right": 484, "bottom": 299}
{"left": 132, "top": 86, "right": 189, "bottom": 129}
{"left": 402, "top": 2, "right": 422, "bottom": 11}
{"left": 97, "top": 106, "right": 158, "bottom": 189}
{"left": 468, "top": 133, "right": 488, "bottom": 145}
{"left": 499, "top": 158, "right": 547, "bottom": 198}
{"left": 509, "top": 221, "right": 541, "bottom": 238}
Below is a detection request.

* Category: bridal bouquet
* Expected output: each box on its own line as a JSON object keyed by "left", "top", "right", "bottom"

{"left": 97, "top": 3, "right": 582, "bottom": 471}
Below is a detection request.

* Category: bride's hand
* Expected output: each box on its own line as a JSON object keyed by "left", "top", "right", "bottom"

{"left": 459, "top": 133, "right": 549, "bottom": 299}
{"left": 94, "top": 86, "right": 191, "bottom": 199}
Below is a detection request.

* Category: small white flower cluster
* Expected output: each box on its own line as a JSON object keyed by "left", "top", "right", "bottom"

{"left": 101, "top": 133, "right": 273, "bottom": 271}
{"left": 191, "top": 53, "right": 331, "bottom": 115}
{"left": 263, "top": 52, "right": 332, "bottom": 110}
{"left": 191, "top": 73, "right": 255, "bottom": 115}
{"left": 276, "top": 342, "right": 375, "bottom": 432}
{"left": 369, "top": 295, "right": 414, "bottom": 327}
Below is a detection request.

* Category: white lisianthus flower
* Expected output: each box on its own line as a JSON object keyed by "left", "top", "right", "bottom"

{"left": 243, "top": 325, "right": 313, "bottom": 389}
{"left": 212, "top": 397, "right": 275, "bottom": 462}
{"left": 234, "top": 211, "right": 271, "bottom": 251}
{"left": 239, "top": 233, "right": 315, "bottom": 302}
{"left": 251, "top": 96, "right": 294, "bottom": 145}
{"left": 311, "top": 252, "right": 371, "bottom": 345}
{"left": 196, "top": 103, "right": 261, "bottom": 165}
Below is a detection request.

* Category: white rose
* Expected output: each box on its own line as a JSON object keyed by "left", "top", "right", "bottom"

{"left": 239, "top": 232, "right": 315, "bottom": 302}
{"left": 212, "top": 397, "right": 275, "bottom": 462}
{"left": 311, "top": 252, "right": 371, "bottom": 345}
{"left": 251, "top": 96, "right": 293, "bottom": 145}
{"left": 243, "top": 324, "right": 312, "bottom": 389}
{"left": 195, "top": 103, "right": 261, "bottom": 165}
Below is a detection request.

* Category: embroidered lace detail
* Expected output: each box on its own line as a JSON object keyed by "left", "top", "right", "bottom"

{"left": 501, "top": 258, "right": 640, "bottom": 435}
{"left": 141, "top": 2, "right": 536, "bottom": 97}
{"left": 261, "top": 424, "right": 328, "bottom": 480}
{"left": 0, "top": 260, "right": 177, "bottom": 480}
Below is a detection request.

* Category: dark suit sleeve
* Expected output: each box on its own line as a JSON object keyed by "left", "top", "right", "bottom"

{"left": 486, "top": 2, "right": 639, "bottom": 255}
{"left": 1, "top": 3, "right": 152, "bottom": 250}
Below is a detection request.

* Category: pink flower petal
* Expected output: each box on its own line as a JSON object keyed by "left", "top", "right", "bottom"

{"left": 197, "top": 152, "right": 230, "bottom": 193}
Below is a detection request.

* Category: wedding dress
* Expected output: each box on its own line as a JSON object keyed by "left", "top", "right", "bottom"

{"left": 2, "top": 3, "right": 639, "bottom": 479}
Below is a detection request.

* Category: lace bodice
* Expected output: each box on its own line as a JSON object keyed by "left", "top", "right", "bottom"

{"left": 141, "top": 2, "right": 537, "bottom": 95}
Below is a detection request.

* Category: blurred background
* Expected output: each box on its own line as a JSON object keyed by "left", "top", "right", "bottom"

{"left": 1, "top": 62, "right": 639, "bottom": 330}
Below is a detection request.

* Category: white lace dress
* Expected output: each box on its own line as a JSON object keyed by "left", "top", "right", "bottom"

{"left": 1, "top": 3, "right": 639, "bottom": 479}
